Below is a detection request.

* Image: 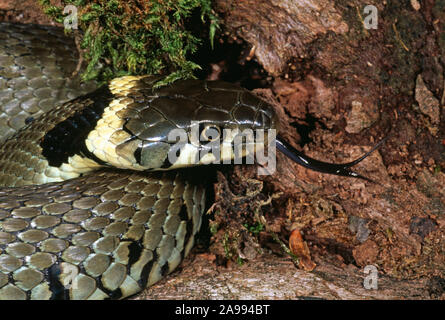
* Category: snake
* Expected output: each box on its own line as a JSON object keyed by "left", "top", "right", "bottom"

{"left": 0, "top": 22, "right": 382, "bottom": 300}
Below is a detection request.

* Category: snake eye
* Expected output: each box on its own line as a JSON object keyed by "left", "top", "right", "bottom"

{"left": 200, "top": 125, "right": 221, "bottom": 142}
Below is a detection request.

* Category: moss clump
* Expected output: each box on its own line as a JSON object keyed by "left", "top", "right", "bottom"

{"left": 243, "top": 222, "right": 264, "bottom": 235}
{"left": 39, "top": 0, "right": 218, "bottom": 85}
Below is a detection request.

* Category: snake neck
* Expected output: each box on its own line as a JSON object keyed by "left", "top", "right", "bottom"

{"left": 0, "top": 86, "right": 115, "bottom": 187}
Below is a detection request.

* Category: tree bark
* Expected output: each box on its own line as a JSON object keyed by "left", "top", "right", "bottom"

{"left": 204, "top": 0, "right": 445, "bottom": 299}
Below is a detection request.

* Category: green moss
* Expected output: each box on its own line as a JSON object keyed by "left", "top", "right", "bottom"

{"left": 236, "top": 256, "right": 245, "bottom": 266}
{"left": 243, "top": 222, "right": 264, "bottom": 235}
{"left": 39, "top": 0, "right": 218, "bottom": 85}
{"left": 222, "top": 232, "right": 233, "bottom": 259}
{"left": 222, "top": 231, "right": 244, "bottom": 263}
{"left": 209, "top": 221, "right": 219, "bottom": 235}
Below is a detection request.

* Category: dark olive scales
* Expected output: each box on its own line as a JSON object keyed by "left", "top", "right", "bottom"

{"left": 0, "top": 170, "right": 205, "bottom": 299}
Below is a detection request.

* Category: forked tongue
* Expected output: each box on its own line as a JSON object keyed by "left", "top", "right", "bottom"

{"left": 276, "top": 136, "right": 387, "bottom": 183}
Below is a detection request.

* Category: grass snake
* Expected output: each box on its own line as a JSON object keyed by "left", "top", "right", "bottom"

{"left": 0, "top": 22, "right": 381, "bottom": 300}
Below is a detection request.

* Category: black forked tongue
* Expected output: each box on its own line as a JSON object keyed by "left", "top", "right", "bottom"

{"left": 276, "top": 135, "right": 387, "bottom": 183}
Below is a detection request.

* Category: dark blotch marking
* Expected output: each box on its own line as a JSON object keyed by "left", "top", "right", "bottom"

{"left": 127, "top": 241, "right": 143, "bottom": 267}
{"left": 103, "top": 288, "right": 123, "bottom": 300}
{"left": 161, "top": 157, "right": 172, "bottom": 169}
{"left": 179, "top": 203, "right": 194, "bottom": 258}
{"left": 138, "top": 251, "right": 158, "bottom": 289}
{"left": 94, "top": 275, "right": 123, "bottom": 300}
{"left": 184, "top": 218, "right": 194, "bottom": 247}
{"left": 47, "top": 264, "right": 70, "bottom": 300}
{"left": 41, "top": 85, "right": 114, "bottom": 167}
{"left": 25, "top": 116, "right": 34, "bottom": 124}
{"left": 178, "top": 203, "right": 189, "bottom": 222}
{"left": 134, "top": 147, "right": 142, "bottom": 166}
{"left": 161, "top": 261, "right": 170, "bottom": 276}
{"left": 159, "top": 142, "right": 185, "bottom": 169}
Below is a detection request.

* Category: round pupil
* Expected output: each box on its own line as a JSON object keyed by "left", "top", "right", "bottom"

{"left": 202, "top": 126, "right": 220, "bottom": 141}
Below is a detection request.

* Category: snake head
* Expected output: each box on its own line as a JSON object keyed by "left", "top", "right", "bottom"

{"left": 88, "top": 77, "right": 279, "bottom": 171}
{"left": 85, "top": 76, "right": 383, "bottom": 180}
{"left": 38, "top": 75, "right": 382, "bottom": 182}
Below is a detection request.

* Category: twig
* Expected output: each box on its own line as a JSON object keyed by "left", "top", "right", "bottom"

{"left": 441, "top": 78, "right": 445, "bottom": 106}
{"left": 392, "top": 21, "right": 410, "bottom": 52}
{"left": 71, "top": 29, "right": 84, "bottom": 78}
{"left": 356, "top": 6, "right": 369, "bottom": 37}
{"left": 270, "top": 232, "right": 300, "bottom": 266}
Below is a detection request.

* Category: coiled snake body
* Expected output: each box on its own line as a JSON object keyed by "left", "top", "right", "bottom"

{"left": 0, "top": 23, "right": 380, "bottom": 300}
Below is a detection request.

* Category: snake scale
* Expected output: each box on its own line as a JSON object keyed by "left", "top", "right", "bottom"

{"left": 0, "top": 23, "right": 379, "bottom": 300}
